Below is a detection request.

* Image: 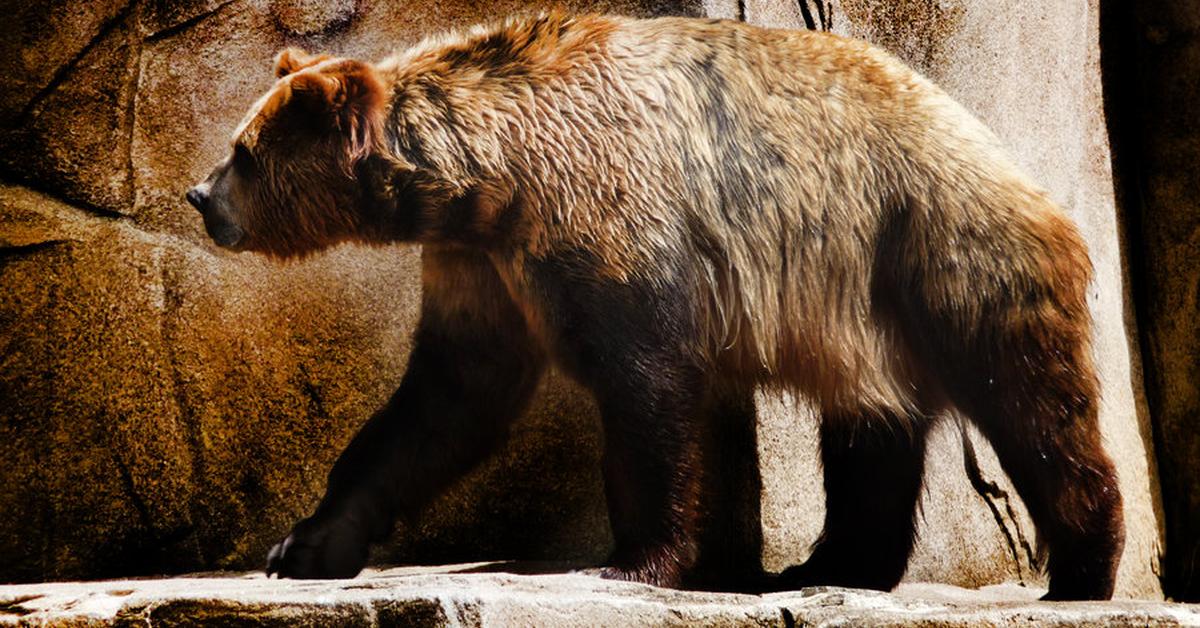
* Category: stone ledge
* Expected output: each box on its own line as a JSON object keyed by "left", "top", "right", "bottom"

{"left": 1, "top": 564, "right": 1196, "bottom": 627}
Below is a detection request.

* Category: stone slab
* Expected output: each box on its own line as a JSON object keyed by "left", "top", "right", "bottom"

{"left": 1, "top": 566, "right": 1196, "bottom": 627}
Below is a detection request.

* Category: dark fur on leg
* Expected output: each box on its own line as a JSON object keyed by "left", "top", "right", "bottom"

{"left": 775, "top": 410, "right": 930, "bottom": 592}
{"left": 267, "top": 247, "right": 545, "bottom": 578}
{"left": 687, "top": 386, "right": 768, "bottom": 592}
{"left": 595, "top": 378, "right": 704, "bottom": 588}
{"left": 955, "top": 366, "right": 1123, "bottom": 601}
{"left": 531, "top": 253, "right": 708, "bottom": 588}
{"left": 885, "top": 194, "right": 1123, "bottom": 600}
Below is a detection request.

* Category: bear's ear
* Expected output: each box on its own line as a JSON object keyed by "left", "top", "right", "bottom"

{"left": 287, "top": 61, "right": 383, "bottom": 116}
{"left": 285, "top": 60, "right": 386, "bottom": 161}
{"left": 274, "top": 47, "right": 332, "bottom": 78}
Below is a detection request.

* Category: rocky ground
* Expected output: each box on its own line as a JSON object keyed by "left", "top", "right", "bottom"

{"left": 1, "top": 564, "right": 1196, "bottom": 627}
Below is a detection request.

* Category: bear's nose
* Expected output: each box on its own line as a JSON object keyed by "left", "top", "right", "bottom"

{"left": 186, "top": 186, "right": 208, "bottom": 213}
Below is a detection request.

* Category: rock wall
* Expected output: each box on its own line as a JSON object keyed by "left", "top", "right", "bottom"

{"left": 1101, "top": 0, "right": 1200, "bottom": 602}
{"left": 0, "top": 0, "right": 1167, "bottom": 600}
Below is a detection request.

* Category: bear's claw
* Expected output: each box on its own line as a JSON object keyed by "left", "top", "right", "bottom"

{"left": 264, "top": 515, "right": 369, "bottom": 579}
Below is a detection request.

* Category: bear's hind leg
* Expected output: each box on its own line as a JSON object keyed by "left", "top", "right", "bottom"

{"left": 952, "top": 347, "right": 1123, "bottom": 601}
{"left": 775, "top": 409, "right": 931, "bottom": 592}
{"left": 687, "top": 386, "right": 766, "bottom": 592}
{"left": 593, "top": 365, "right": 707, "bottom": 589}
{"left": 892, "top": 194, "right": 1123, "bottom": 599}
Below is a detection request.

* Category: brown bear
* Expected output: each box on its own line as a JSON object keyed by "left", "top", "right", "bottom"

{"left": 186, "top": 13, "right": 1124, "bottom": 600}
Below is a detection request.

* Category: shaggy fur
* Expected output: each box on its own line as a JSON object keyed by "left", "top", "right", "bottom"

{"left": 188, "top": 13, "right": 1124, "bottom": 600}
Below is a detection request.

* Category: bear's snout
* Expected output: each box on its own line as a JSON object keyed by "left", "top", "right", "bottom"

{"left": 186, "top": 185, "right": 209, "bottom": 213}
{"left": 187, "top": 182, "right": 245, "bottom": 249}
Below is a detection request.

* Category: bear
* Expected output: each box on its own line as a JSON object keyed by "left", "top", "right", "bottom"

{"left": 185, "top": 12, "right": 1124, "bottom": 600}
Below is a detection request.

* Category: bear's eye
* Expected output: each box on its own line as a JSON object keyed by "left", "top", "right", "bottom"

{"left": 232, "top": 143, "right": 256, "bottom": 174}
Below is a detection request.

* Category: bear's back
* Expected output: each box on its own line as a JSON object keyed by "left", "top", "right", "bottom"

{"left": 378, "top": 13, "right": 1074, "bottom": 413}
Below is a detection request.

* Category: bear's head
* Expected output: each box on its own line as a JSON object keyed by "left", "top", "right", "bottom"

{"left": 186, "top": 49, "right": 387, "bottom": 258}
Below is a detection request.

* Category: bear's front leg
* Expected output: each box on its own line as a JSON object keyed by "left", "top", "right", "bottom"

{"left": 267, "top": 247, "right": 545, "bottom": 579}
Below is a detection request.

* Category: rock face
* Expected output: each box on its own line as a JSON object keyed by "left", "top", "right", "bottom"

{"left": 1102, "top": 0, "right": 1200, "bottom": 602}
{"left": 2, "top": 566, "right": 1199, "bottom": 627}
{"left": 0, "top": 0, "right": 1168, "bottom": 602}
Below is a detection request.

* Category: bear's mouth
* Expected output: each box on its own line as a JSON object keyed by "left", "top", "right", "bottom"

{"left": 205, "top": 219, "right": 246, "bottom": 250}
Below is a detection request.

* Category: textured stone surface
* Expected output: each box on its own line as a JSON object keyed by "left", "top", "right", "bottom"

{"left": 0, "top": 0, "right": 129, "bottom": 123}
{"left": 0, "top": 4, "right": 138, "bottom": 214}
{"left": 1102, "top": 0, "right": 1200, "bottom": 602}
{"left": 0, "top": 185, "right": 411, "bottom": 579}
{"left": 1, "top": 566, "right": 1197, "bottom": 627}
{"left": 271, "top": 0, "right": 358, "bottom": 36}
{"left": 0, "top": 185, "right": 610, "bottom": 581}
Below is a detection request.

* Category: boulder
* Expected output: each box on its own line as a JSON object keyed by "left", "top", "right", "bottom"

{"left": 0, "top": 185, "right": 609, "bottom": 580}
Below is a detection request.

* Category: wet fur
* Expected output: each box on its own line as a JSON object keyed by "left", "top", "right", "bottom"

{"left": 206, "top": 13, "right": 1123, "bottom": 599}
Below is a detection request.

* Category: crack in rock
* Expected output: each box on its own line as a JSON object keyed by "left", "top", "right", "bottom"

{"left": 11, "top": 2, "right": 136, "bottom": 125}
{"left": 959, "top": 423, "right": 1039, "bottom": 584}
{"left": 797, "top": 0, "right": 832, "bottom": 31}
{"left": 145, "top": 0, "right": 240, "bottom": 42}
{"left": 0, "top": 177, "right": 129, "bottom": 222}
{"left": 0, "top": 240, "right": 68, "bottom": 263}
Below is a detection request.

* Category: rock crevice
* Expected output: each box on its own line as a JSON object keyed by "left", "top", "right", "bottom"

{"left": 959, "top": 424, "right": 1039, "bottom": 586}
